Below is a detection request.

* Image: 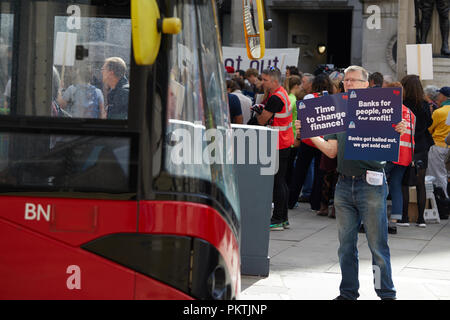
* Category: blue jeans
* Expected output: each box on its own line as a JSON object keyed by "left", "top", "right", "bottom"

{"left": 300, "top": 158, "right": 314, "bottom": 197}
{"left": 385, "top": 162, "right": 407, "bottom": 220}
{"left": 334, "top": 174, "right": 396, "bottom": 300}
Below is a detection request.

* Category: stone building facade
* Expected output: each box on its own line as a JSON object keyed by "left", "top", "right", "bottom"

{"left": 220, "top": 0, "right": 449, "bottom": 86}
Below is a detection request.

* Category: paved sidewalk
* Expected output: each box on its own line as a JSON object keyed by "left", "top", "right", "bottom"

{"left": 240, "top": 202, "right": 450, "bottom": 300}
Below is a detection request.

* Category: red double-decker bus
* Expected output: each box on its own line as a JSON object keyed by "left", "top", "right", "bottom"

{"left": 0, "top": 0, "right": 244, "bottom": 299}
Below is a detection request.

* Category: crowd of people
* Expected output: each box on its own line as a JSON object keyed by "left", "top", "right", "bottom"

{"left": 48, "top": 57, "right": 129, "bottom": 121}
{"left": 225, "top": 64, "right": 450, "bottom": 231}
{"left": 225, "top": 64, "right": 450, "bottom": 300}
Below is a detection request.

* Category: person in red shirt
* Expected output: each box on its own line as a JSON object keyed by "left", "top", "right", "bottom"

{"left": 383, "top": 82, "right": 415, "bottom": 232}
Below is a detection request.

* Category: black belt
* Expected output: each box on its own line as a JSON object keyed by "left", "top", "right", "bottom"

{"left": 339, "top": 171, "right": 384, "bottom": 180}
{"left": 338, "top": 173, "right": 365, "bottom": 180}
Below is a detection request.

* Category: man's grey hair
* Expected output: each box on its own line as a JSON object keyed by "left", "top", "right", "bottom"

{"left": 424, "top": 85, "right": 440, "bottom": 101}
{"left": 262, "top": 67, "right": 282, "bottom": 84}
{"left": 303, "top": 73, "right": 315, "bottom": 84}
{"left": 383, "top": 74, "right": 395, "bottom": 84}
{"left": 344, "top": 65, "right": 369, "bottom": 81}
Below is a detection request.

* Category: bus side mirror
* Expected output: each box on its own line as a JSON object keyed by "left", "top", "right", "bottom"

{"left": 242, "top": 0, "right": 267, "bottom": 60}
{"left": 131, "top": 0, "right": 181, "bottom": 66}
{"left": 264, "top": 18, "right": 272, "bottom": 31}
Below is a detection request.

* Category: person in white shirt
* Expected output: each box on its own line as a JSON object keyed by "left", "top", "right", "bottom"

{"left": 227, "top": 79, "right": 253, "bottom": 124}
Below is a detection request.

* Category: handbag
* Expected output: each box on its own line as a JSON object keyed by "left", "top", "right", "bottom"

{"left": 402, "top": 164, "right": 418, "bottom": 186}
{"left": 247, "top": 110, "right": 259, "bottom": 125}
{"left": 246, "top": 104, "right": 274, "bottom": 126}
{"left": 402, "top": 113, "right": 417, "bottom": 186}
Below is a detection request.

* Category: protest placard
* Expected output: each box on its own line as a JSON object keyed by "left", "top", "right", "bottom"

{"left": 222, "top": 47, "right": 299, "bottom": 74}
{"left": 297, "top": 93, "right": 348, "bottom": 139}
{"left": 344, "top": 87, "right": 402, "bottom": 161}
{"left": 54, "top": 32, "right": 77, "bottom": 67}
{"left": 406, "top": 44, "right": 433, "bottom": 80}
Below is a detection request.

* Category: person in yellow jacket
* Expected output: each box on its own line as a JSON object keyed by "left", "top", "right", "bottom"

{"left": 427, "top": 86, "right": 450, "bottom": 198}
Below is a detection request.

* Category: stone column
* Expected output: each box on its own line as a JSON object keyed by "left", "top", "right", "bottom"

{"left": 230, "top": 0, "right": 245, "bottom": 47}
{"left": 396, "top": 0, "right": 409, "bottom": 80}
{"left": 361, "top": 0, "right": 398, "bottom": 77}
{"left": 350, "top": 0, "right": 363, "bottom": 66}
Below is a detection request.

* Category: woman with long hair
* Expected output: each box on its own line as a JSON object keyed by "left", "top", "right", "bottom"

{"left": 398, "top": 75, "right": 434, "bottom": 227}
{"left": 383, "top": 82, "right": 415, "bottom": 234}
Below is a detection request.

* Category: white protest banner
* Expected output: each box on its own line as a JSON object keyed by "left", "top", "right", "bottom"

{"left": 406, "top": 44, "right": 433, "bottom": 80}
{"left": 54, "top": 32, "right": 77, "bottom": 67}
{"left": 222, "top": 46, "right": 300, "bottom": 74}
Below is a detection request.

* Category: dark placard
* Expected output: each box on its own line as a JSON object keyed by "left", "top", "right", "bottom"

{"left": 344, "top": 87, "right": 402, "bottom": 161}
{"left": 297, "top": 93, "right": 348, "bottom": 139}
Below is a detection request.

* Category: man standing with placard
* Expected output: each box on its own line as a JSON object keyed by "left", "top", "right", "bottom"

{"left": 307, "top": 66, "right": 406, "bottom": 300}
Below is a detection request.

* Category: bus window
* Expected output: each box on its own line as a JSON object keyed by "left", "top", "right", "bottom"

{"left": 0, "top": 132, "right": 134, "bottom": 195}
{"left": 12, "top": 1, "right": 131, "bottom": 120}
{"left": 0, "top": 3, "right": 14, "bottom": 115}
{"left": 164, "top": 0, "right": 211, "bottom": 184}
{"left": 164, "top": 0, "right": 239, "bottom": 219}
{"left": 197, "top": 0, "right": 240, "bottom": 219}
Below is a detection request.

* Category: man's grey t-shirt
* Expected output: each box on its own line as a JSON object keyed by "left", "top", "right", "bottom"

{"left": 324, "top": 132, "right": 385, "bottom": 176}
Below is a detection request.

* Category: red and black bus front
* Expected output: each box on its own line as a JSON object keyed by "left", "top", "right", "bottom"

{"left": 0, "top": 0, "right": 240, "bottom": 299}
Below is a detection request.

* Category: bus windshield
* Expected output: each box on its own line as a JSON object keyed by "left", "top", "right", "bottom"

{"left": 164, "top": 0, "right": 240, "bottom": 219}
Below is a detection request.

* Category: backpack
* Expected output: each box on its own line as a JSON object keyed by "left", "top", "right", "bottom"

{"left": 69, "top": 84, "right": 100, "bottom": 118}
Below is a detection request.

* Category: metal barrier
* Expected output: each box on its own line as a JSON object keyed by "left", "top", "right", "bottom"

{"left": 231, "top": 124, "right": 278, "bottom": 277}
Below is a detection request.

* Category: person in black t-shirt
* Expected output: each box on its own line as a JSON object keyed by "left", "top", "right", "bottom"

{"left": 228, "top": 93, "right": 243, "bottom": 124}
{"left": 256, "top": 67, "right": 296, "bottom": 231}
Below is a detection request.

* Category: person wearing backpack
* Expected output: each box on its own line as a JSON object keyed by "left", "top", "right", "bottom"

{"left": 58, "top": 63, "right": 106, "bottom": 119}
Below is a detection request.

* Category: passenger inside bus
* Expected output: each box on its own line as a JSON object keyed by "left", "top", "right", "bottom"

{"left": 101, "top": 57, "right": 129, "bottom": 120}
{"left": 57, "top": 62, "right": 106, "bottom": 119}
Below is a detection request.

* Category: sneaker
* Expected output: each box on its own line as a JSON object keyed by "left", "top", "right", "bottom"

{"left": 416, "top": 222, "right": 426, "bottom": 228}
{"left": 397, "top": 219, "right": 410, "bottom": 227}
{"left": 270, "top": 223, "right": 284, "bottom": 231}
{"left": 282, "top": 220, "right": 290, "bottom": 229}
{"left": 333, "top": 295, "right": 353, "bottom": 300}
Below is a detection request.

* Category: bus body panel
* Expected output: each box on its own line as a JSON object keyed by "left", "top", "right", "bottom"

{"left": 134, "top": 273, "right": 194, "bottom": 300}
{"left": 0, "top": 197, "right": 239, "bottom": 299}
{"left": 0, "top": 217, "right": 136, "bottom": 299}
{"left": 138, "top": 201, "right": 241, "bottom": 297}
{"left": 0, "top": 196, "right": 137, "bottom": 247}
